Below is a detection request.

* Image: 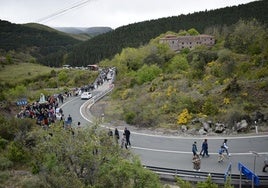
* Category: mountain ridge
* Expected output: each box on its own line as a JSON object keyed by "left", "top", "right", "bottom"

{"left": 54, "top": 26, "right": 113, "bottom": 36}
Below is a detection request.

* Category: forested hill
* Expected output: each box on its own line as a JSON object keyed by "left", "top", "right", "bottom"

{"left": 66, "top": 0, "right": 268, "bottom": 66}
{"left": 0, "top": 20, "right": 81, "bottom": 67}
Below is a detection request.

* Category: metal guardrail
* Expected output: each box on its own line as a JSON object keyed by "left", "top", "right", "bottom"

{"left": 84, "top": 72, "right": 268, "bottom": 187}
{"left": 82, "top": 83, "right": 114, "bottom": 122}
{"left": 144, "top": 165, "right": 268, "bottom": 187}
{"left": 92, "top": 84, "right": 114, "bottom": 103}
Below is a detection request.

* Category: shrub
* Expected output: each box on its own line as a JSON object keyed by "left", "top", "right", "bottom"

{"left": 6, "top": 142, "right": 28, "bottom": 163}
{"left": 197, "top": 175, "right": 218, "bottom": 188}
{"left": 0, "top": 115, "right": 15, "bottom": 141}
{"left": 0, "top": 156, "right": 13, "bottom": 170}
{"left": 176, "top": 177, "right": 192, "bottom": 188}
{"left": 124, "top": 111, "right": 136, "bottom": 124}
{"left": 0, "top": 137, "right": 8, "bottom": 150}
{"left": 0, "top": 171, "right": 9, "bottom": 184}
{"left": 136, "top": 64, "right": 162, "bottom": 85}
{"left": 177, "top": 109, "right": 192, "bottom": 125}
{"left": 4, "top": 84, "right": 27, "bottom": 101}
{"left": 21, "top": 176, "right": 47, "bottom": 188}
{"left": 202, "top": 98, "right": 219, "bottom": 116}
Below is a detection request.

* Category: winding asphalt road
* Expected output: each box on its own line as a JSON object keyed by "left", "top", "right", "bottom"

{"left": 61, "top": 80, "right": 268, "bottom": 178}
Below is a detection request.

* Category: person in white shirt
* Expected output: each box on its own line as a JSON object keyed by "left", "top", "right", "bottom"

{"left": 222, "top": 139, "right": 230, "bottom": 156}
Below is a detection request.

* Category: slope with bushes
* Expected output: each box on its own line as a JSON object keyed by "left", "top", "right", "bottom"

{"left": 98, "top": 20, "right": 268, "bottom": 131}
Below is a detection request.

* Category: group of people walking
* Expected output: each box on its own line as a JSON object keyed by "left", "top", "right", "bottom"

{"left": 108, "top": 127, "right": 131, "bottom": 149}
{"left": 192, "top": 139, "right": 230, "bottom": 171}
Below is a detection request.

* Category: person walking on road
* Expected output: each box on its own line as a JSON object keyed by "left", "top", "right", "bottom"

{"left": 218, "top": 146, "right": 225, "bottom": 162}
{"left": 263, "top": 157, "right": 268, "bottom": 172}
{"left": 121, "top": 133, "right": 127, "bottom": 149}
{"left": 192, "top": 141, "right": 198, "bottom": 156}
{"left": 114, "top": 128, "right": 120, "bottom": 143}
{"left": 192, "top": 154, "right": 201, "bottom": 171}
{"left": 200, "top": 139, "right": 209, "bottom": 157}
{"left": 124, "top": 127, "right": 131, "bottom": 147}
{"left": 67, "top": 114, "right": 72, "bottom": 127}
{"left": 222, "top": 139, "right": 230, "bottom": 156}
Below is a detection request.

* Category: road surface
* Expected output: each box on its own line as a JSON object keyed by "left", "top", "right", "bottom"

{"left": 61, "top": 80, "right": 268, "bottom": 177}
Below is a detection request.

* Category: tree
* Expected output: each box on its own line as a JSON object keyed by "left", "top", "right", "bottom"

{"left": 197, "top": 175, "right": 218, "bottom": 188}
{"left": 176, "top": 177, "right": 192, "bottom": 188}
{"left": 136, "top": 64, "right": 162, "bottom": 85}
{"left": 188, "top": 28, "right": 200, "bottom": 36}
{"left": 225, "top": 19, "right": 267, "bottom": 55}
{"left": 165, "top": 54, "right": 189, "bottom": 74}
{"left": 58, "top": 70, "right": 68, "bottom": 83}
{"left": 29, "top": 124, "right": 161, "bottom": 187}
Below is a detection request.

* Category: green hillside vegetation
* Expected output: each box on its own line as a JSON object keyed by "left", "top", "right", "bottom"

{"left": 0, "top": 65, "right": 161, "bottom": 187}
{"left": 0, "top": 20, "right": 81, "bottom": 67}
{"left": 0, "top": 2, "right": 267, "bottom": 187}
{"left": 0, "top": 119, "right": 162, "bottom": 187}
{"left": 0, "top": 63, "right": 52, "bottom": 85}
{"left": 67, "top": 33, "right": 91, "bottom": 41}
{"left": 66, "top": 0, "right": 268, "bottom": 66}
{"left": 0, "top": 62, "right": 98, "bottom": 105}
{"left": 99, "top": 19, "right": 268, "bottom": 130}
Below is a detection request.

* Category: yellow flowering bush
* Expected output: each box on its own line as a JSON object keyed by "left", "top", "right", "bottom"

{"left": 223, "top": 97, "right": 230, "bottom": 105}
{"left": 177, "top": 108, "right": 192, "bottom": 125}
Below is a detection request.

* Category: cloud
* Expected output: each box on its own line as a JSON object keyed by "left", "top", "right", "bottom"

{"left": 0, "top": 0, "right": 256, "bottom": 29}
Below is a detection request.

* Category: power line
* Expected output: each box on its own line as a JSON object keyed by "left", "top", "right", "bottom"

{"left": 36, "top": 0, "right": 92, "bottom": 23}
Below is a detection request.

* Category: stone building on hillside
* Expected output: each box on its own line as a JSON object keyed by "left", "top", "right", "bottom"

{"left": 159, "top": 34, "right": 215, "bottom": 52}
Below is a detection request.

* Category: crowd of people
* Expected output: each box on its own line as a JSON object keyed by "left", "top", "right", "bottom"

{"left": 16, "top": 93, "right": 70, "bottom": 127}
{"left": 16, "top": 67, "right": 116, "bottom": 128}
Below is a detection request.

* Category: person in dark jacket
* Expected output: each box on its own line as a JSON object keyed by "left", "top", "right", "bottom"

{"left": 124, "top": 127, "right": 131, "bottom": 147}
{"left": 200, "top": 139, "right": 209, "bottom": 157}
{"left": 114, "top": 128, "right": 120, "bottom": 143}
{"left": 263, "top": 157, "right": 268, "bottom": 172}
{"left": 192, "top": 141, "right": 198, "bottom": 156}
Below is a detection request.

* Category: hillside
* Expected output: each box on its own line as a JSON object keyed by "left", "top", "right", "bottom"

{"left": 0, "top": 20, "right": 81, "bottom": 67}
{"left": 66, "top": 0, "right": 268, "bottom": 67}
{"left": 54, "top": 26, "right": 113, "bottom": 36}
{"left": 96, "top": 19, "right": 268, "bottom": 133}
{"left": 53, "top": 26, "right": 113, "bottom": 41}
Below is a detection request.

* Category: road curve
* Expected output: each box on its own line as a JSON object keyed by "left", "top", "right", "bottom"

{"left": 61, "top": 80, "right": 268, "bottom": 179}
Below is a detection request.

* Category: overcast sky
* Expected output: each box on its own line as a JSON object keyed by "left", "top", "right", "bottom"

{"left": 0, "top": 0, "right": 256, "bottom": 29}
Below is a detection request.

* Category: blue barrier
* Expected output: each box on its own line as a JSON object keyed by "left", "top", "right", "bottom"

{"left": 16, "top": 98, "right": 28, "bottom": 106}
{"left": 238, "top": 162, "right": 260, "bottom": 186}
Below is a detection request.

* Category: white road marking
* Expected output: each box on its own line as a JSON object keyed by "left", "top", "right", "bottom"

{"left": 132, "top": 146, "right": 268, "bottom": 155}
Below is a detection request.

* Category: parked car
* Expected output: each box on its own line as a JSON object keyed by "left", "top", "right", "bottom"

{"left": 81, "top": 92, "right": 92, "bottom": 100}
